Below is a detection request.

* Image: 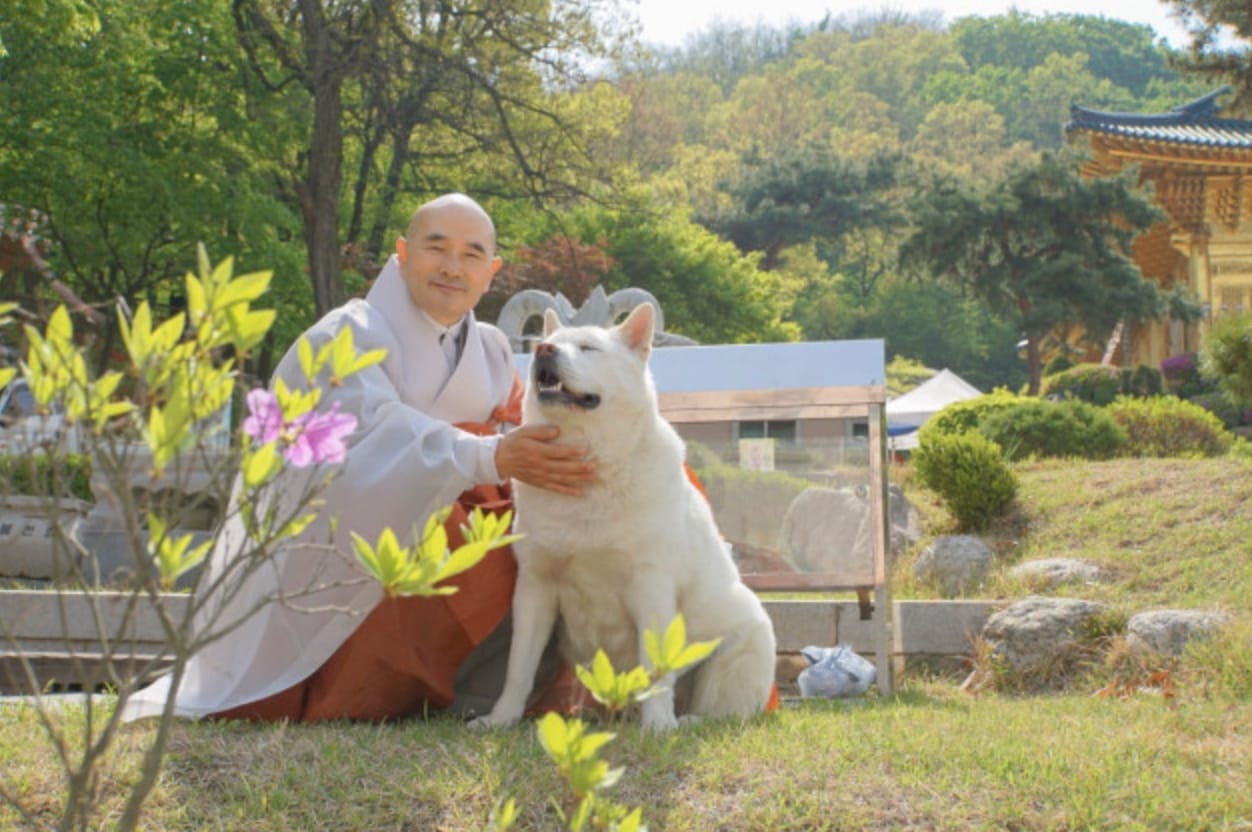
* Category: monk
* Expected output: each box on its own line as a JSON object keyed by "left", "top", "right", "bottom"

{"left": 122, "top": 193, "right": 594, "bottom": 722}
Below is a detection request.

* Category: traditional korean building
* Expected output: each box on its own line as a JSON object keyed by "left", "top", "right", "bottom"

{"left": 1066, "top": 87, "right": 1252, "bottom": 368}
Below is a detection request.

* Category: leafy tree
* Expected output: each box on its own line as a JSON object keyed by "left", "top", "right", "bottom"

{"left": 899, "top": 151, "right": 1165, "bottom": 395}
{"left": 0, "top": 0, "right": 306, "bottom": 369}
{"left": 1164, "top": 0, "right": 1252, "bottom": 112}
{"left": 233, "top": 0, "right": 627, "bottom": 316}
{"left": 650, "top": 19, "right": 803, "bottom": 95}
{"left": 479, "top": 235, "right": 614, "bottom": 324}
{"left": 910, "top": 99, "right": 1035, "bottom": 181}
{"left": 703, "top": 146, "right": 904, "bottom": 271}
{"left": 704, "top": 66, "right": 833, "bottom": 158}
{"left": 601, "top": 72, "right": 724, "bottom": 175}
{"left": 556, "top": 194, "right": 799, "bottom": 344}
{"left": 951, "top": 11, "right": 1178, "bottom": 96}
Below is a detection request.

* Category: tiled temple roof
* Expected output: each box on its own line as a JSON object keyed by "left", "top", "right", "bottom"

{"left": 1066, "top": 87, "right": 1252, "bottom": 148}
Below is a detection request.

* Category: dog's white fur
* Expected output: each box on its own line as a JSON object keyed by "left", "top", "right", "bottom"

{"left": 473, "top": 303, "right": 776, "bottom": 731}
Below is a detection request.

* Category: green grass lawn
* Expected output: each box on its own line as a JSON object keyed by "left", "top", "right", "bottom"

{"left": 2, "top": 457, "right": 1250, "bottom": 830}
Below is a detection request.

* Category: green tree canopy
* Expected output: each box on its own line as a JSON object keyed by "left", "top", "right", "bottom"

{"left": 899, "top": 151, "right": 1165, "bottom": 394}
{"left": 702, "top": 146, "right": 904, "bottom": 271}
{"left": 552, "top": 194, "right": 799, "bottom": 345}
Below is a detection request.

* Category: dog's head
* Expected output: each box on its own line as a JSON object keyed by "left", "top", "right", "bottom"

{"left": 525, "top": 302, "right": 656, "bottom": 422}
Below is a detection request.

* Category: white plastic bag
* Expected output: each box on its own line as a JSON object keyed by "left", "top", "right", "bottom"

{"left": 797, "top": 644, "right": 876, "bottom": 698}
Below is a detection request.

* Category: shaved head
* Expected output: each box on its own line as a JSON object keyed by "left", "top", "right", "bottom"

{"left": 405, "top": 193, "right": 497, "bottom": 256}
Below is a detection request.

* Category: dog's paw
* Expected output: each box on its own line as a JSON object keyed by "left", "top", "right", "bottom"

{"left": 467, "top": 711, "right": 521, "bottom": 731}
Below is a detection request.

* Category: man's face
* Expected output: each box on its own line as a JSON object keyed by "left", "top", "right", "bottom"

{"left": 396, "top": 202, "right": 502, "bottom": 326}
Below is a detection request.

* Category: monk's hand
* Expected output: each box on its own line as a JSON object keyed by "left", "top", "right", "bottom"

{"left": 496, "top": 425, "right": 595, "bottom": 496}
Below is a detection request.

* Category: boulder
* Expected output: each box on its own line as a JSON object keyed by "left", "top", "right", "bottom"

{"left": 981, "top": 596, "right": 1105, "bottom": 673}
{"left": 1008, "top": 558, "right": 1103, "bottom": 588}
{"left": 1127, "top": 609, "right": 1227, "bottom": 657}
{"left": 776, "top": 487, "right": 873, "bottom": 584}
{"left": 913, "top": 535, "right": 992, "bottom": 598}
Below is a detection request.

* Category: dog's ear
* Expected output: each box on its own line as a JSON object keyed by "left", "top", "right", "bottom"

{"left": 542, "top": 308, "right": 561, "bottom": 337}
{"left": 617, "top": 303, "right": 655, "bottom": 360}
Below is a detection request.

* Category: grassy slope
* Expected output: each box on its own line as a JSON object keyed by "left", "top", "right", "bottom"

{"left": 2, "top": 458, "right": 1250, "bottom": 831}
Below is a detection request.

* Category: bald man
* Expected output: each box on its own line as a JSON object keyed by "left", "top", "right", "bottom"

{"left": 123, "top": 194, "right": 592, "bottom": 722}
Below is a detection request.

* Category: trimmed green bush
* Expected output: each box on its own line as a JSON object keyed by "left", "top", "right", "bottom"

{"left": 912, "top": 431, "right": 1017, "bottom": 531}
{"left": 1123, "top": 364, "right": 1164, "bottom": 398}
{"left": 1107, "top": 396, "right": 1234, "bottom": 458}
{"left": 916, "top": 388, "right": 1022, "bottom": 445}
{"left": 1040, "top": 364, "right": 1121, "bottom": 405}
{"left": 1199, "top": 312, "right": 1252, "bottom": 406}
{"left": 978, "top": 399, "right": 1126, "bottom": 461}
{"left": 1187, "top": 391, "right": 1248, "bottom": 428}
{"left": 0, "top": 453, "right": 93, "bottom": 501}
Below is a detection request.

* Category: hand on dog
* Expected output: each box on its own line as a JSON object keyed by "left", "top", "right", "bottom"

{"left": 496, "top": 425, "right": 595, "bottom": 496}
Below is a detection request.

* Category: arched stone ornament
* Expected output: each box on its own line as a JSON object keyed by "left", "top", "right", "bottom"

{"left": 496, "top": 285, "right": 695, "bottom": 351}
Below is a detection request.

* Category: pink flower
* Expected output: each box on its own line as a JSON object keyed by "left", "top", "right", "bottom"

{"left": 242, "top": 389, "right": 283, "bottom": 443}
{"left": 285, "top": 402, "right": 356, "bottom": 466}
{"left": 242, "top": 388, "right": 358, "bottom": 467}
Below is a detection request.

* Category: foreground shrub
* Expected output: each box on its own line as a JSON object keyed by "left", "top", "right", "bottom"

{"left": 912, "top": 431, "right": 1016, "bottom": 530}
{"left": 1107, "top": 396, "right": 1233, "bottom": 458}
{"left": 916, "top": 389, "right": 1023, "bottom": 444}
{"left": 978, "top": 399, "right": 1126, "bottom": 461}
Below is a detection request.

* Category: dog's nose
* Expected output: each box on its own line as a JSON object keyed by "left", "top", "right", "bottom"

{"left": 535, "top": 343, "right": 556, "bottom": 358}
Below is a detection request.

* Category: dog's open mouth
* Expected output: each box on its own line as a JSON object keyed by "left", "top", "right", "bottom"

{"left": 535, "top": 360, "right": 602, "bottom": 409}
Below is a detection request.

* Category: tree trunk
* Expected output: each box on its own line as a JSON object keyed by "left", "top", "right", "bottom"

{"left": 366, "top": 123, "right": 414, "bottom": 260}
{"left": 304, "top": 78, "right": 347, "bottom": 317}
{"left": 1025, "top": 336, "right": 1043, "bottom": 396}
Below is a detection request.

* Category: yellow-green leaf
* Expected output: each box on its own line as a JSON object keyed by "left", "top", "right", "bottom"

{"left": 243, "top": 442, "right": 282, "bottom": 489}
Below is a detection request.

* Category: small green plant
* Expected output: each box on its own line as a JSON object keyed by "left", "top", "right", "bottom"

{"left": 912, "top": 431, "right": 1017, "bottom": 530}
{"left": 495, "top": 616, "right": 719, "bottom": 832}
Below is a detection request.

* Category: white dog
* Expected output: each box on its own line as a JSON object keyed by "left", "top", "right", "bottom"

{"left": 473, "top": 303, "right": 777, "bottom": 731}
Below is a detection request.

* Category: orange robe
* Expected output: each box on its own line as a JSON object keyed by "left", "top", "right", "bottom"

{"left": 210, "top": 387, "right": 569, "bottom": 722}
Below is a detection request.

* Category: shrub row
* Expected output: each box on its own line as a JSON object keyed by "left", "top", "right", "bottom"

{"left": 0, "top": 453, "right": 94, "bottom": 501}
{"left": 912, "top": 390, "right": 1238, "bottom": 529}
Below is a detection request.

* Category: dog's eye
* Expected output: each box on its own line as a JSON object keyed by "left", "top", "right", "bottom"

{"left": 578, "top": 344, "right": 600, "bottom": 352}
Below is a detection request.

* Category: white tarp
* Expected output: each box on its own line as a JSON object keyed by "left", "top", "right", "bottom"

{"left": 886, "top": 368, "right": 981, "bottom": 450}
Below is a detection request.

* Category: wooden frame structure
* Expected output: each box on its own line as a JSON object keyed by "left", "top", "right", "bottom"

{"left": 652, "top": 340, "right": 893, "bottom": 695}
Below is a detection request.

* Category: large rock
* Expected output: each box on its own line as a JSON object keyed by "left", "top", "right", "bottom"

{"left": 1008, "top": 558, "right": 1103, "bottom": 589}
{"left": 776, "top": 487, "right": 873, "bottom": 583}
{"left": 1127, "top": 609, "right": 1227, "bottom": 657}
{"left": 775, "top": 484, "right": 921, "bottom": 583}
{"left": 913, "top": 535, "right": 993, "bottom": 598}
{"left": 982, "top": 596, "right": 1105, "bottom": 673}
{"left": 887, "top": 483, "right": 922, "bottom": 548}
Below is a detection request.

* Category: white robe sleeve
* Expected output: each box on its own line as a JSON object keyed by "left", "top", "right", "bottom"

{"left": 120, "top": 294, "right": 513, "bottom": 721}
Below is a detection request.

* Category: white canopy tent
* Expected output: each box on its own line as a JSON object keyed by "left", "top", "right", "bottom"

{"left": 886, "top": 368, "right": 981, "bottom": 451}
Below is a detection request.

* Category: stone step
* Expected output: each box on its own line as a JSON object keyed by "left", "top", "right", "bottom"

{"left": 1, "top": 591, "right": 998, "bottom": 696}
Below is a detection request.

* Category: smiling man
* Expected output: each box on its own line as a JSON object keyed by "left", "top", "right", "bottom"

{"left": 123, "top": 193, "right": 593, "bottom": 724}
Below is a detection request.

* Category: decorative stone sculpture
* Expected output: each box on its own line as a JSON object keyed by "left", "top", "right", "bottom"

{"left": 496, "top": 286, "right": 696, "bottom": 352}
